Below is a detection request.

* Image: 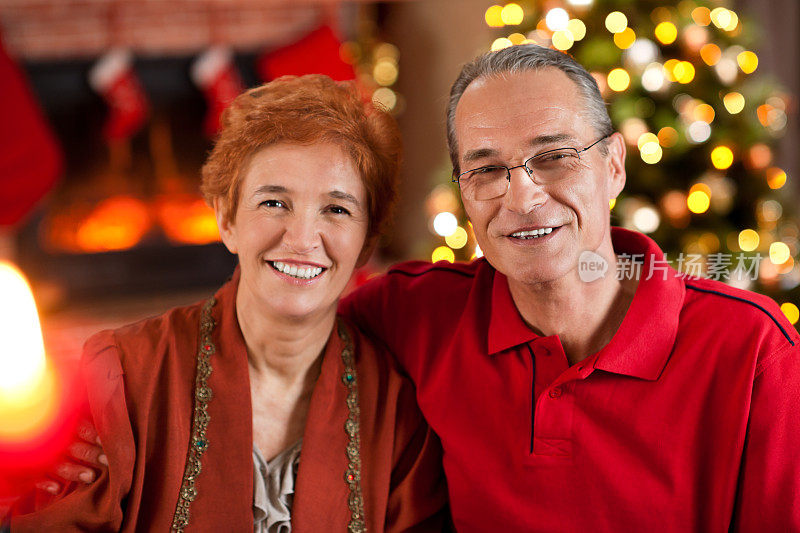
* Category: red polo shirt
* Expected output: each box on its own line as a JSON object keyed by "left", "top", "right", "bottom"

{"left": 340, "top": 227, "right": 800, "bottom": 532}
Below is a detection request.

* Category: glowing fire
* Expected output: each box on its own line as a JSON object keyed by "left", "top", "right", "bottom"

{"left": 0, "top": 262, "right": 59, "bottom": 442}
{"left": 44, "top": 193, "right": 219, "bottom": 253}
{"left": 155, "top": 194, "right": 220, "bottom": 245}
{"left": 75, "top": 196, "right": 152, "bottom": 252}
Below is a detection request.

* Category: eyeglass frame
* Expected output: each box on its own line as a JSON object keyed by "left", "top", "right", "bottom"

{"left": 451, "top": 132, "right": 613, "bottom": 199}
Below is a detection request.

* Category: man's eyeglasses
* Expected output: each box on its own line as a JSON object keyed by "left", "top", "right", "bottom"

{"left": 452, "top": 133, "right": 612, "bottom": 201}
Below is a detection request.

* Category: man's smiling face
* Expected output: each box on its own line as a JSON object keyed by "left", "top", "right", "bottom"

{"left": 454, "top": 67, "right": 626, "bottom": 286}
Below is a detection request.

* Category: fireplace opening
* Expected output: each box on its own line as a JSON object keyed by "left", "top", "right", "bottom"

{"left": 14, "top": 54, "right": 266, "bottom": 301}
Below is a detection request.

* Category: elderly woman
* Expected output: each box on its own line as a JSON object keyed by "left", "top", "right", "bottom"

{"left": 9, "top": 75, "right": 447, "bottom": 532}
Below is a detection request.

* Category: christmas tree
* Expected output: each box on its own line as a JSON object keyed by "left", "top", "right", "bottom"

{"left": 423, "top": 0, "right": 799, "bottom": 329}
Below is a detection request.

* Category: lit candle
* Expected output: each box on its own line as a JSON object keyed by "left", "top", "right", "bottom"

{"left": 0, "top": 261, "right": 58, "bottom": 442}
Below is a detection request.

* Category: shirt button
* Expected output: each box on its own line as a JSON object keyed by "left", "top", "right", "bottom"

{"left": 548, "top": 387, "right": 562, "bottom": 399}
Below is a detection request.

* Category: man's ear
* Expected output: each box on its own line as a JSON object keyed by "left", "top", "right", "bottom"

{"left": 356, "top": 234, "right": 378, "bottom": 269}
{"left": 605, "top": 132, "right": 627, "bottom": 201}
{"left": 214, "top": 199, "right": 238, "bottom": 255}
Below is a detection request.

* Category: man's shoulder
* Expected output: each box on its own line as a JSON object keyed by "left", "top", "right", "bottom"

{"left": 383, "top": 258, "right": 486, "bottom": 286}
{"left": 342, "top": 259, "right": 490, "bottom": 329}
{"left": 345, "top": 317, "right": 413, "bottom": 392}
{"left": 374, "top": 258, "right": 491, "bottom": 307}
{"left": 680, "top": 276, "right": 798, "bottom": 355}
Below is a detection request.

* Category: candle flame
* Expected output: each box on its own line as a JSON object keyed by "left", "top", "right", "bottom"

{"left": 0, "top": 262, "right": 58, "bottom": 441}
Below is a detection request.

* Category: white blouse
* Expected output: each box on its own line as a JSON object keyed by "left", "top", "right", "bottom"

{"left": 252, "top": 440, "right": 302, "bottom": 533}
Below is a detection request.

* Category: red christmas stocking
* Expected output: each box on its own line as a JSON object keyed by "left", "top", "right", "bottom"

{"left": 257, "top": 24, "right": 355, "bottom": 81}
{"left": 89, "top": 49, "right": 149, "bottom": 142}
{"left": 0, "top": 33, "right": 62, "bottom": 226}
{"left": 191, "top": 47, "right": 245, "bottom": 138}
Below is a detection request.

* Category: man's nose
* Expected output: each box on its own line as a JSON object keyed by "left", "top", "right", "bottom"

{"left": 503, "top": 165, "right": 547, "bottom": 214}
{"left": 282, "top": 213, "right": 321, "bottom": 254}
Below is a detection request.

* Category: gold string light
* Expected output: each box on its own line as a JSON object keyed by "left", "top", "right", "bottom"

{"left": 485, "top": 5, "right": 504, "bottom": 27}
{"left": 655, "top": 21, "right": 678, "bottom": 44}
{"left": 501, "top": 3, "right": 524, "bottom": 25}
{"left": 781, "top": 303, "right": 799, "bottom": 325}
{"left": 605, "top": 11, "right": 628, "bottom": 33}
{"left": 607, "top": 68, "right": 631, "bottom": 91}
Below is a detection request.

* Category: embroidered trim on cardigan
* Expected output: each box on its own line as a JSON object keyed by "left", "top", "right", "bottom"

{"left": 338, "top": 320, "right": 367, "bottom": 533}
{"left": 171, "top": 297, "right": 216, "bottom": 532}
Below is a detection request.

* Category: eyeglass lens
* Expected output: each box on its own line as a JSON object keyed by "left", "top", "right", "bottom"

{"left": 461, "top": 148, "right": 581, "bottom": 200}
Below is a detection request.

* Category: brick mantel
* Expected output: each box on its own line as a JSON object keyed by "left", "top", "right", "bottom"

{"left": 0, "top": 0, "right": 383, "bottom": 60}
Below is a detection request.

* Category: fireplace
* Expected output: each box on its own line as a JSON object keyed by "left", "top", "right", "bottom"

{"left": 14, "top": 54, "right": 254, "bottom": 301}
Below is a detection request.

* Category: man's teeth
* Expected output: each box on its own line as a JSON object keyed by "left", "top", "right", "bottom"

{"left": 510, "top": 227, "right": 554, "bottom": 239}
{"left": 271, "top": 261, "right": 324, "bottom": 279}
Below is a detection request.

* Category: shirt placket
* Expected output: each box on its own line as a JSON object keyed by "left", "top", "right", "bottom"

{"left": 527, "top": 336, "right": 587, "bottom": 459}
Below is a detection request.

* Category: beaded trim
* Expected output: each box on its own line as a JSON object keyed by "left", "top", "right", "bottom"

{"left": 171, "top": 297, "right": 217, "bottom": 532}
{"left": 338, "top": 321, "right": 366, "bottom": 533}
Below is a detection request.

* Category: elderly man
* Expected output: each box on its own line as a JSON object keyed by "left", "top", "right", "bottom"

{"left": 29, "top": 45, "right": 800, "bottom": 531}
{"left": 341, "top": 45, "right": 800, "bottom": 531}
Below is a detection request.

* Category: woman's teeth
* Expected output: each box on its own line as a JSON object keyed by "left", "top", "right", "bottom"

{"left": 510, "top": 227, "right": 554, "bottom": 239}
{"left": 270, "top": 261, "right": 324, "bottom": 280}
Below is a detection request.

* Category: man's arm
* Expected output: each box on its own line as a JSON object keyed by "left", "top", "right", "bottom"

{"left": 384, "top": 375, "right": 449, "bottom": 531}
{"left": 340, "top": 269, "right": 432, "bottom": 382}
{"left": 732, "top": 343, "right": 800, "bottom": 530}
{"left": 340, "top": 273, "right": 398, "bottom": 350}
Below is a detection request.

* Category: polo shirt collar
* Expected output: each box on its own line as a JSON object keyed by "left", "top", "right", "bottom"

{"left": 592, "top": 227, "right": 684, "bottom": 380}
{"left": 486, "top": 227, "right": 684, "bottom": 381}
{"left": 487, "top": 268, "right": 540, "bottom": 354}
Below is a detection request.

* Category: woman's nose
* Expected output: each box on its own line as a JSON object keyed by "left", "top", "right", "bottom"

{"left": 282, "top": 213, "right": 321, "bottom": 254}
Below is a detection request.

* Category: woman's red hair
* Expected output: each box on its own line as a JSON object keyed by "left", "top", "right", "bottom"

{"left": 201, "top": 74, "right": 402, "bottom": 239}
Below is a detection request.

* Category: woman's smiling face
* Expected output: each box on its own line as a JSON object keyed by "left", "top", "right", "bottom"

{"left": 217, "top": 141, "right": 369, "bottom": 321}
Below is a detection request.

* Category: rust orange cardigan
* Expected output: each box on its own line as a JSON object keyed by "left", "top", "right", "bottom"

{"left": 11, "top": 272, "right": 448, "bottom": 531}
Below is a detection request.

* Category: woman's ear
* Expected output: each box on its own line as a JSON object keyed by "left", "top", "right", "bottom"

{"left": 214, "top": 199, "right": 238, "bottom": 254}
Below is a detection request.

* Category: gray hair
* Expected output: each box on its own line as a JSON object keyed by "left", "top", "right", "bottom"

{"left": 447, "top": 44, "right": 614, "bottom": 175}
